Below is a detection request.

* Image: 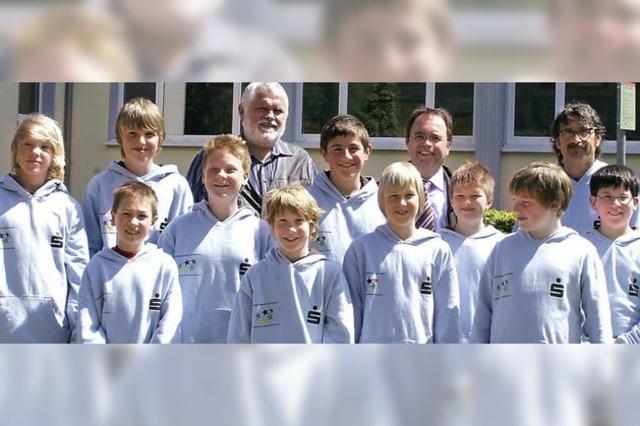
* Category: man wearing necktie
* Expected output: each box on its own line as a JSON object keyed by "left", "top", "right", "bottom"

{"left": 406, "top": 107, "right": 456, "bottom": 231}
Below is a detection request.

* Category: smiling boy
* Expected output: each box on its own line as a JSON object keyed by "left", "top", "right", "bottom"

{"left": 471, "top": 162, "right": 612, "bottom": 343}
{"left": 583, "top": 165, "right": 640, "bottom": 343}
{"left": 343, "top": 162, "right": 460, "bottom": 343}
{"left": 227, "top": 185, "right": 353, "bottom": 343}
{"left": 308, "top": 114, "right": 385, "bottom": 266}
{"left": 159, "top": 135, "right": 272, "bottom": 343}
{"left": 83, "top": 97, "right": 192, "bottom": 256}
{"left": 77, "top": 182, "right": 182, "bottom": 343}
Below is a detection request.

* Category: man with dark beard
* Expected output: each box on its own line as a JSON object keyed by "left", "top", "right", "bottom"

{"left": 550, "top": 102, "right": 639, "bottom": 233}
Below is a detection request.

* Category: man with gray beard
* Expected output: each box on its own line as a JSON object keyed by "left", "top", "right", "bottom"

{"left": 187, "top": 82, "right": 316, "bottom": 214}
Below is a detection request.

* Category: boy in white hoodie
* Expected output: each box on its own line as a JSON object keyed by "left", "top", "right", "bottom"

{"left": 227, "top": 185, "right": 354, "bottom": 343}
{"left": 343, "top": 162, "right": 460, "bottom": 343}
{"left": 583, "top": 165, "right": 640, "bottom": 343}
{"left": 0, "top": 114, "right": 88, "bottom": 342}
{"left": 471, "top": 162, "right": 612, "bottom": 343}
{"left": 308, "top": 114, "right": 385, "bottom": 265}
{"left": 159, "top": 135, "right": 272, "bottom": 343}
{"left": 83, "top": 97, "right": 192, "bottom": 256}
{"left": 77, "top": 181, "right": 182, "bottom": 343}
{"left": 439, "top": 161, "right": 504, "bottom": 342}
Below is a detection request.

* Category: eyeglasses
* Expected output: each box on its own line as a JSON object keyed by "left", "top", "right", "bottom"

{"left": 596, "top": 194, "right": 636, "bottom": 205}
{"left": 409, "top": 132, "right": 446, "bottom": 144}
{"left": 558, "top": 127, "right": 596, "bottom": 139}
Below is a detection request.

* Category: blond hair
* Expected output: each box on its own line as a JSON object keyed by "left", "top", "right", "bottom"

{"left": 450, "top": 161, "right": 495, "bottom": 201}
{"left": 509, "top": 162, "right": 573, "bottom": 215}
{"left": 11, "top": 114, "right": 66, "bottom": 182}
{"left": 115, "top": 97, "right": 165, "bottom": 159}
{"left": 263, "top": 185, "right": 324, "bottom": 237}
{"left": 111, "top": 181, "right": 159, "bottom": 219}
{"left": 377, "top": 162, "right": 426, "bottom": 215}
{"left": 202, "top": 134, "right": 251, "bottom": 174}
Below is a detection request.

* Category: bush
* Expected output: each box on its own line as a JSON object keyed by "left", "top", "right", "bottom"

{"left": 484, "top": 208, "right": 516, "bottom": 233}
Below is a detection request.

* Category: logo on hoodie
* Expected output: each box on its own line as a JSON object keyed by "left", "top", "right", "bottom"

{"left": 0, "top": 230, "right": 14, "bottom": 249}
{"left": 149, "top": 293, "right": 162, "bottom": 311}
{"left": 159, "top": 217, "right": 169, "bottom": 231}
{"left": 50, "top": 234, "right": 64, "bottom": 249}
{"left": 420, "top": 277, "right": 432, "bottom": 295}
{"left": 494, "top": 274, "right": 512, "bottom": 300}
{"left": 365, "top": 272, "right": 382, "bottom": 296}
{"left": 629, "top": 278, "right": 639, "bottom": 297}
{"left": 239, "top": 258, "right": 252, "bottom": 277}
{"left": 313, "top": 233, "right": 330, "bottom": 252}
{"left": 549, "top": 278, "right": 565, "bottom": 298}
{"left": 254, "top": 302, "right": 278, "bottom": 328}
{"left": 306, "top": 306, "right": 322, "bottom": 324}
{"left": 102, "top": 213, "right": 116, "bottom": 235}
{"left": 178, "top": 258, "right": 198, "bottom": 275}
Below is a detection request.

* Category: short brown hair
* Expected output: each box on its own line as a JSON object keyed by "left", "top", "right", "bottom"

{"left": 115, "top": 97, "right": 165, "bottom": 158}
{"left": 111, "top": 181, "right": 159, "bottom": 219}
{"left": 320, "top": 114, "right": 370, "bottom": 152}
{"left": 202, "top": 134, "right": 251, "bottom": 174}
{"left": 11, "top": 114, "right": 66, "bottom": 182}
{"left": 263, "top": 185, "right": 324, "bottom": 236}
{"left": 406, "top": 107, "right": 453, "bottom": 142}
{"left": 450, "top": 161, "right": 495, "bottom": 201}
{"left": 509, "top": 162, "right": 573, "bottom": 215}
{"left": 377, "top": 162, "right": 426, "bottom": 216}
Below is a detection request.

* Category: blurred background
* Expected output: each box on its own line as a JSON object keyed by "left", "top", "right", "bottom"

{"left": 1, "top": 0, "right": 639, "bottom": 81}
{"left": 1, "top": 1, "right": 639, "bottom": 425}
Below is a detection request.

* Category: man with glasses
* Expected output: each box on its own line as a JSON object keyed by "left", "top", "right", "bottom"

{"left": 550, "top": 102, "right": 639, "bottom": 233}
{"left": 405, "top": 106, "right": 456, "bottom": 231}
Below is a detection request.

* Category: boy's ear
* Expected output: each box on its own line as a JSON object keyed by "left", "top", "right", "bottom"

{"left": 589, "top": 195, "right": 597, "bottom": 210}
{"left": 110, "top": 212, "right": 116, "bottom": 226}
{"left": 238, "top": 103, "right": 245, "bottom": 120}
{"left": 151, "top": 215, "right": 158, "bottom": 226}
{"left": 319, "top": 148, "right": 329, "bottom": 163}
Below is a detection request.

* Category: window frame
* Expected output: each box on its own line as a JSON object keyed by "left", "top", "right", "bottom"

{"left": 505, "top": 82, "right": 640, "bottom": 154}
{"left": 293, "top": 83, "right": 475, "bottom": 152}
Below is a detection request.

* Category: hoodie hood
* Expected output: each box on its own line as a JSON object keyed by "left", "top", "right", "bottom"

{"left": 192, "top": 200, "right": 257, "bottom": 225}
{"left": 584, "top": 228, "right": 640, "bottom": 247}
{"left": 377, "top": 224, "right": 440, "bottom": 245}
{"left": 96, "top": 243, "right": 160, "bottom": 264}
{"left": 440, "top": 224, "right": 502, "bottom": 241}
{"left": 0, "top": 173, "right": 67, "bottom": 199}
{"left": 517, "top": 225, "right": 577, "bottom": 244}
{"left": 268, "top": 247, "right": 328, "bottom": 270}
{"left": 106, "top": 161, "right": 179, "bottom": 183}
{"left": 311, "top": 171, "right": 378, "bottom": 205}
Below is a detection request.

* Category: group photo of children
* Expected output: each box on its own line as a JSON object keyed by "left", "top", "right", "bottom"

{"left": 2, "top": 81, "right": 638, "bottom": 344}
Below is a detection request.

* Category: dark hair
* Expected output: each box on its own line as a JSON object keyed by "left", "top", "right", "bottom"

{"left": 590, "top": 165, "right": 640, "bottom": 197}
{"left": 405, "top": 106, "right": 453, "bottom": 142}
{"left": 320, "top": 114, "right": 370, "bottom": 151}
{"left": 549, "top": 102, "right": 606, "bottom": 164}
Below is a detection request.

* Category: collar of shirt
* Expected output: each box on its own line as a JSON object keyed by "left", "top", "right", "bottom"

{"left": 427, "top": 167, "right": 446, "bottom": 192}
{"left": 251, "top": 139, "right": 293, "bottom": 165}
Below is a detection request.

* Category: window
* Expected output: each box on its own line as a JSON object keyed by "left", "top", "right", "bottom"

{"left": 18, "top": 83, "right": 40, "bottom": 116}
{"left": 109, "top": 82, "right": 475, "bottom": 150}
{"left": 296, "top": 83, "right": 475, "bottom": 150}
{"left": 507, "top": 82, "right": 640, "bottom": 153}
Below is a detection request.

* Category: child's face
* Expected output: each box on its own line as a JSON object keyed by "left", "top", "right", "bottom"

{"left": 382, "top": 185, "right": 420, "bottom": 234}
{"left": 321, "top": 135, "right": 370, "bottom": 182}
{"left": 112, "top": 194, "right": 156, "bottom": 252}
{"left": 512, "top": 192, "right": 559, "bottom": 237}
{"left": 14, "top": 136, "right": 53, "bottom": 184}
{"left": 271, "top": 209, "right": 313, "bottom": 261}
{"left": 590, "top": 185, "right": 638, "bottom": 231}
{"left": 451, "top": 183, "right": 491, "bottom": 225}
{"left": 202, "top": 149, "right": 248, "bottom": 203}
{"left": 119, "top": 126, "right": 159, "bottom": 173}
